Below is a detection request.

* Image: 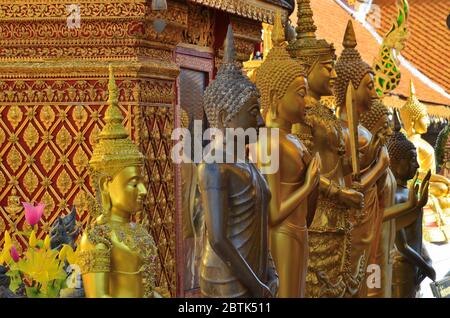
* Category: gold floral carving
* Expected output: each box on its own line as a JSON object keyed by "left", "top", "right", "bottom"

{"left": 0, "top": 170, "right": 6, "bottom": 190}
{"left": 57, "top": 170, "right": 72, "bottom": 196}
{"left": 0, "top": 217, "right": 5, "bottom": 234}
{"left": 0, "top": 126, "right": 5, "bottom": 144}
{"left": 7, "top": 106, "right": 23, "bottom": 129}
{"left": 74, "top": 148, "right": 89, "bottom": 173}
{"left": 23, "top": 124, "right": 39, "bottom": 149}
{"left": 7, "top": 146, "right": 22, "bottom": 172}
{"left": 73, "top": 106, "right": 88, "bottom": 129}
{"left": 56, "top": 126, "right": 72, "bottom": 152}
{"left": 40, "top": 146, "right": 56, "bottom": 173}
{"left": 41, "top": 191, "right": 55, "bottom": 219}
{"left": 23, "top": 169, "right": 38, "bottom": 195}
{"left": 182, "top": 3, "right": 214, "bottom": 48}
{"left": 40, "top": 105, "right": 55, "bottom": 129}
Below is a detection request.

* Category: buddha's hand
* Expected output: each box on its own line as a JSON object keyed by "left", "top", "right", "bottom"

{"left": 423, "top": 263, "right": 436, "bottom": 282}
{"left": 339, "top": 187, "right": 364, "bottom": 210}
{"left": 305, "top": 153, "right": 320, "bottom": 189}
{"left": 416, "top": 170, "right": 431, "bottom": 209}
{"left": 266, "top": 276, "right": 279, "bottom": 298}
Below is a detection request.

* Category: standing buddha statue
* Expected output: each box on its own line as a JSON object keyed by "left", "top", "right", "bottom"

{"left": 334, "top": 20, "right": 390, "bottom": 297}
{"left": 198, "top": 25, "right": 278, "bottom": 298}
{"left": 78, "top": 65, "right": 160, "bottom": 298}
{"left": 287, "top": 3, "right": 365, "bottom": 297}
{"left": 399, "top": 81, "right": 450, "bottom": 243}
{"left": 387, "top": 119, "right": 436, "bottom": 297}
{"left": 255, "top": 11, "right": 320, "bottom": 298}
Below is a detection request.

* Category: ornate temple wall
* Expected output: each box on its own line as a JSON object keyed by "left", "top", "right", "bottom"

{"left": 0, "top": 0, "right": 288, "bottom": 296}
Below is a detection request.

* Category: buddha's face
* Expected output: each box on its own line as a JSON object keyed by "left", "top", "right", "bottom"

{"left": 277, "top": 76, "right": 307, "bottom": 124}
{"left": 373, "top": 114, "right": 393, "bottom": 146}
{"left": 106, "top": 165, "right": 147, "bottom": 215}
{"left": 414, "top": 114, "right": 429, "bottom": 134}
{"left": 393, "top": 149, "right": 419, "bottom": 182}
{"left": 355, "top": 73, "right": 378, "bottom": 115}
{"left": 307, "top": 56, "right": 336, "bottom": 97}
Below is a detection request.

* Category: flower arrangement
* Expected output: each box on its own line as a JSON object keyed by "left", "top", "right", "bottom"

{"left": 0, "top": 202, "right": 69, "bottom": 298}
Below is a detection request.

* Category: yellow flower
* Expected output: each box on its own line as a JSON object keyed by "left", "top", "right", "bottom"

{"left": 29, "top": 230, "right": 37, "bottom": 248}
{"left": 0, "top": 231, "right": 12, "bottom": 264}
{"left": 43, "top": 235, "right": 51, "bottom": 250}
{"left": 12, "top": 247, "right": 66, "bottom": 293}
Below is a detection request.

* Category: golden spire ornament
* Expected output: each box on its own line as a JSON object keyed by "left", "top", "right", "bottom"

{"left": 287, "top": 0, "right": 335, "bottom": 75}
{"left": 89, "top": 65, "right": 144, "bottom": 177}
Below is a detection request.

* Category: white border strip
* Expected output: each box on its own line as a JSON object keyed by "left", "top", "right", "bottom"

{"left": 334, "top": 0, "right": 450, "bottom": 102}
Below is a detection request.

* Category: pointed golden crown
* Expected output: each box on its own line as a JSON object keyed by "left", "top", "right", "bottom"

{"left": 287, "top": 0, "right": 335, "bottom": 74}
{"left": 89, "top": 65, "right": 144, "bottom": 176}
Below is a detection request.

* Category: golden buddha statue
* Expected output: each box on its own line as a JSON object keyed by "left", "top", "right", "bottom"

{"left": 387, "top": 119, "right": 436, "bottom": 297}
{"left": 335, "top": 20, "right": 391, "bottom": 297}
{"left": 78, "top": 65, "right": 160, "bottom": 298}
{"left": 198, "top": 25, "right": 278, "bottom": 298}
{"left": 360, "top": 103, "right": 428, "bottom": 297}
{"left": 285, "top": 6, "right": 365, "bottom": 297}
{"left": 255, "top": 11, "right": 320, "bottom": 298}
{"left": 400, "top": 81, "right": 450, "bottom": 243}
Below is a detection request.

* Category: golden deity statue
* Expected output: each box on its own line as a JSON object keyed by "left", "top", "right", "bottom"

{"left": 400, "top": 81, "right": 450, "bottom": 243}
{"left": 287, "top": 0, "right": 337, "bottom": 141}
{"left": 387, "top": 117, "right": 436, "bottom": 297}
{"left": 286, "top": 4, "right": 365, "bottom": 297}
{"left": 78, "top": 65, "right": 160, "bottom": 298}
{"left": 255, "top": 11, "right": 320, "bottom": 298}
{"left": 335, "top": 20, "right": 391, "bottom": 297}
{"left": 198, "top": 25, "right": 278, "bottom": 298}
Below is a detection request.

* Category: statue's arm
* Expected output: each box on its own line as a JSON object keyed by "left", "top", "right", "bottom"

{"left": 360, "top": 146, "right": 389, "bottom": 192}
{"left": 419, "top": 170, "right": 450, "bottom": 187}
{"left": 383, "top": 201, "right": 416, "bottom": 222}
{"left": 198, "top": 163, "right": 264, "bottom": 296}
{"left": 79, "top": 233, "right": 111, "bottom": 298}
{"left": 395, "top": 229, "right": 435, "bottom": 281}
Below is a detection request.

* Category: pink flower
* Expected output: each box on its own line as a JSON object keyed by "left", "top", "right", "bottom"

{"left": 10, "top": 246, "right": 20, "bottom": 262}
{"left": 22, "top": 202, "right": 45, "bottom": 226}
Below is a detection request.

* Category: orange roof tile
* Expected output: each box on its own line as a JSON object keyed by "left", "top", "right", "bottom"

{"left": 290, "top": 0, "right": 450, "bottom": 107}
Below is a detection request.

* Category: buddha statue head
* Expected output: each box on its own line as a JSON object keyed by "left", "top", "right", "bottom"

{"left": 287, "top": 0, "right": 336, "bottom": 101}
{"left": 89, "top": 65, "right": 147, "bottom": 223}
{"left": 256, "top": 11, "right": 306, "bottom": 125}
{"left": 360, "top": 99, "right": 393, "bottom": 145}
{"left": 399, "top": 80, "right": 429, "bottom": 136}
{"left": 335, "top": 20, "right": 377, "bottom": 115}
{"left": 387, "top": 110, "right": 419, "bottom": 182}
{"left": 203, "top": 25, "right": 264, "bottom": 134}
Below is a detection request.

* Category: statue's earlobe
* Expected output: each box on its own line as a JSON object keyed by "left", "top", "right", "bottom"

{"left": 269, "top": 89, "right": 278, "bottom": 120}
{"left": 99, "top": 176, "right": 112, "bottom": 217}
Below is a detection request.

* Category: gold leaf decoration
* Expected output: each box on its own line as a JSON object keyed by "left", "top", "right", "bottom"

{"left": 56, "top": 126, "right": 72, "bottom": 152}
{"left": 0, "top": 217, "right": 5, "bottom": 234}
{"left": 40, "top": 146, "right": 56, "bottom": 172}
{"left": 73, "top": 105, "right": 88, "bottom": 129}
{"left": 0, "top": 127, "right": 5, "bottom": 144}
{"left": 89, "top": 124, "right": 100, "bottom": 146}
{"left": 0, "top": 170, "right": 6, "bottom": 190}
{"left": 74, "top": 190, "right": 87, "bottom": 212}
{"left": 23, "top": 124, "right": 39, "bottom": 149}
{"left": 57, "top": 169, "right": 72, "bottom": 195}
{"left": 23, "top": 169, "right": 38, "bottom": 194}
{"left": 73, "top": 147, "right": 88, "bottom": 172}
{"left": 7, "top": 146, "right": 22, "bottom": 172}
{"left": 40, "top": 105, "right": 55, "bottom": 129}
{"left": 41, "top": 191, "right": 55, "bottom": 219}
{"left": 7, "top": 105, "right": 23, "bottom": 129}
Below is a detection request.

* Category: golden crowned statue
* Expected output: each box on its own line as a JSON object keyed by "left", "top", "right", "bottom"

{"left": 78, "top": 65, "right": 160, "bottom": 298}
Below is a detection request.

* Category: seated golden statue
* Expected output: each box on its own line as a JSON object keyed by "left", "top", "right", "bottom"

{"left": 387, "top": 118, "right": 436, "bottom": 297}
{"left": 334, "top": 20, "right": 390, "bottom": 297}
{"left": 255, "top": 12, "right": 320, "bottom": 298}
{"left": 197, "top": 25, "right": 278, "bottom": 298}
{"left": 78, "top": 66, "right": 160, "bottom": 298}
{"left": 400, "top": 81, "right": 450, "bottom": 243}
